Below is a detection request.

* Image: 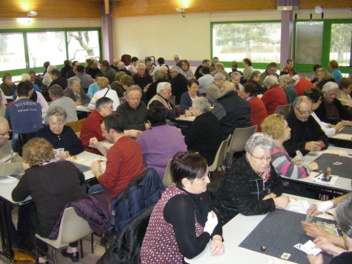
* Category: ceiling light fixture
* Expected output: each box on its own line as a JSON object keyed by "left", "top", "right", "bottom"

{"left": 176, "top": 7, "right": 185, "bottom": 18}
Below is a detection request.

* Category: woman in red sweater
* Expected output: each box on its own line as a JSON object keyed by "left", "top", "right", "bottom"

{"left": 243, "top": 82, "right": 267, "bottom": 131}
{"left": 261, "top": 75, "right": 287, "bottom": 115}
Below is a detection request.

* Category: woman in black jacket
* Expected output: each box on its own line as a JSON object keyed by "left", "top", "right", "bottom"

{"left": 214, "top": 133, "right": 290, "bottom": 224}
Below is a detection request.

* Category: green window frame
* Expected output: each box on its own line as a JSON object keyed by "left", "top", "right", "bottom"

{"left": 211, "top": 20, "right": 282, "bottom": 70}
{"left": 0, "top": 27, "right": 102, "bottom": 77}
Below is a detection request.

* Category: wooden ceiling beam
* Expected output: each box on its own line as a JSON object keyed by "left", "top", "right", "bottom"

{"left": 299, "top": 0, "right": 352, "bottom": 9}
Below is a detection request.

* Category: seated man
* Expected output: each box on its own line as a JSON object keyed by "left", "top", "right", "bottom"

{"left": 211, "top": 81, "right": 251, "bottom": 139}
{"left": 147, "top": 82, "right": 190, "bottom": 120}
{"left": 5, "top": 82, "right": 42, "bottom": 143}
{"left": 259, "top": 62, "right": 279, "bottom": 86}
{"left": 198, "top": 66, "right": 214, "bottom": 95}
{"left": 80, "top": 97, "right": 113, "bottom": 153}
{"left": 87, "top": 73, "right": 104, "bottom": 99}
{"left": 75, "top": 65, "right": 93, "bottom": 92}
{"left": 170, "top": 66, "right": 188, "bottom": 105}
{"left": 89, "top": 114, "right": 145, "bottom": 199}
{"left": 206, "top": 73, "right": 226, "bottom": 103}
{"left": 101, "top": 60, "right": 117, "bottom": 84}
{"left": 116, "top": 86, "right": 147, "bottom": 138}
{"left": 283, "top": 96, "right": 329, "bottom": 157}
{"left": 133, "top": 63, "right": 152, "bottom": 92}
{"left": 280, "top": 59, "right": 297, "bottom": 76}
{"left": 47, "top": 85, "right": 78, "bottom": 123}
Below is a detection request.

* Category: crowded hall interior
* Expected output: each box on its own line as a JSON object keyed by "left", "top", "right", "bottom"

{"left": 1, "top": 0, "right": 352, "bottom": 263}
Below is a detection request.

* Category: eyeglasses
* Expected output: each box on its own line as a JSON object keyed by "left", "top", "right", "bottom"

{"left": 295, "top": 107, "right": 312, "bottom": 116}
{"left": 104, "top": 105, "right": 114, "bottom": 111}
{"left": 0, "top": 130, "right": 12, "bottom": 137}
{"left": 249, "top": 152, "right": 272, "bottom": 162}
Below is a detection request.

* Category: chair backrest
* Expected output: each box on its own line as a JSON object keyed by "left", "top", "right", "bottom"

{"left": 227, "top": 125, "right": 257, "bottom": 154}
{"left": 208, "top": 134, "right": 231, "bottom": 172}
{"left": 65, "top": 118, "right": 87, "bottom": 133}
{"left": 58, "top": 207, "right": 93, "bottom": 245}
{"left": 14, "top": 132, "right": 35, "bottom": 156}
{"left": 275, "top": 104, "right": 291, "bottom": 118}
{"left": 169, "top": 95, "right": 176, "bottom": 106}
{"left": 162, "top": 159, "right": 173, "bottom": 188}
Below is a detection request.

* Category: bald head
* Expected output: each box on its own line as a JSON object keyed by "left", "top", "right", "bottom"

{"left": 221, "top": 81, "right": 235, "bottom": 93}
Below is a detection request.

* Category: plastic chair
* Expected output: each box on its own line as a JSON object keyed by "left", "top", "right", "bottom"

{"left": 275, "top": 104, "right": 291, "bottom": 118}
{"left": 35, "top": 207, "right": 93, "bottom": 264}
{"left": 162, "top": 159, "right": 173, "bottom": 188}
{"left": 208, "top": 134, "right": 231, "bottom": 173}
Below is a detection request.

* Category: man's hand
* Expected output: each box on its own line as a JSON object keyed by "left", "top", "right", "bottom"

{"left": 91, "top": 160, "right": 102, "bottom": 178}
{"left": 89, "top": 137, "right": 99, "bottom": 148}
{"left": 273, "top": 196, "right": 290, "bottom": 209}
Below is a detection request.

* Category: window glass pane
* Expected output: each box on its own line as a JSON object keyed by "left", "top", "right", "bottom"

{"left": 0, "top": 33, "right": 26, "bottom": 71}
{"left": 27, "top": 31, "right": 66, "bottom": 68}
{"left": 295, "top": 22, "right": 323, "bottom": 65}
{"left": 67, "top": 31, "right": 100, "bottom": 62}
{"left": 330, "top": 23, "right": 352, "bottom": 66}
{"left": 212, "top": 23, "right": 281, "bottom": 63}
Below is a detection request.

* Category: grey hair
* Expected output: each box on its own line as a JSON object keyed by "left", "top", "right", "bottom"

{"left": 126, "top": 85, "right": 142, "bottom": 98}
{"left": 231, "top": 72, "right": 242, "bottom": 80}
{"left": 279, "top": 74, "right": 293, "bottom": 85}
{"left": 214, "top": 73, "right": 226, "bottom": 81}
{"left": 245, "top": 132, "right": 274, "bottom": 154}
{"left": 21, "top": 74, "right": 31, "bottom": 82}
{"left": 157, "top": 82, "right": 171, "bottom": 94}
{"left": 192, "top": 97, "right": 211, "bottom": 113}
{"left": 153, "top": 69, "right": 164, "bottom": 81}
{"left": 45, "top": 106, "right": 67, "bottom": 123}
{"left": 336, "top": 193, "right": 352, "bottom": 238}
{"left": 316, "top": 67, "right": 328, "bottom": 76}
{"left": 263, "top": 75, "right": 279, "bottom": 88}
{"left": 137, "top": 63, "right": 146, "bottom": 69}
{"left": 160, "top": 65, "right": 168, "bottom": 72}
{"left": 68, "top": 77, "right": 80, "bottom": 89}
{"left": 322, "top": 81, "right": 338, "bottom": 93}
{"left": 250, "top": 70, "right": 261, "bottom": 80}
{"left": 292, "top": 96, "right": 312, "bottom": 108}
{"left": 171, "top": 66, "right": 182, "bottom": 74}
{"left": 215, "top": 63, "right": 225, "bottom": 70}
{"left": 221, "top": 81, "right": 235, "bottom": 93}
{"left": 47, "top": 65, "right": 57, "bottom": 75}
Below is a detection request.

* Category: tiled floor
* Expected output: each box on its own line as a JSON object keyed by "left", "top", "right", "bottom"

{"left": 0, "top": 208, "right": 106, "bottom": 264}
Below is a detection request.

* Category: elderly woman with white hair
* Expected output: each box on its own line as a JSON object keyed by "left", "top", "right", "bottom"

{"left": 315, "top": 82, "right": 352, "bottom": 125}
{"left": 147, "top": 82, "right": 191, "bottom": 119}
{"left": 184, "top": 97, "right": 222, "bottom": 165}
{"left": 279, "top": 74, "right": 298, "bottom": 104}
{"left": 214, "top": 133, "right": 289, "bottom": 224}
{"left": 42, "top": 65, "right": 57, "bottom": 88}
{"left": 261, "top": 75, "right": 288, "bottom": 115}
{"left": 64, "top": 77, "right": 90, "bottom": 106}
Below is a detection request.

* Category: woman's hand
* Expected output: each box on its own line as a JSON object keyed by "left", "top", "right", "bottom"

{"left": 308, "top": 162, "right": 319, "bottom": 171}
{"left": 301, "top": 222, "right": 329, "bottom": 239}
{"left": 273, "top": 196, "right": 290, "bottom": 209}
{"left": 314, "top": 236, "right": 345, "bottom": 256}
{"left": 210, "top": 235, "right": 224, "bottom": 255}
{"left": 307, "top": 254, "right": 324, "bottom": 264}
{"left": 292, "top": 156, "right": 302, "bottom": 165}
{"left": 262, "top": 193, "right": 276, "bottom": 200}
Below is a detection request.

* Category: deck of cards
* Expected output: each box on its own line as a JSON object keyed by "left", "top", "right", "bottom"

{"left": 294, "top": 240, "right": 321, "bottom": 256}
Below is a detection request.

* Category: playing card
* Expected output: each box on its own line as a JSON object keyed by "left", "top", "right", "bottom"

{"left": 280, "top": 253, "right": 291, "bottom": 260}
{"left": 333, "top": 162, "right": 342, "bottom": 166}
{"left": 294, "top": 243, "right": 302, "bottom": 250}
{"left": 302, "top": 240, "right": 322, "bottom": 256}
{"left": 305, "top": 215, "right": 314, "bottom": 223}
{"left": 319, "top": 141, "right": 325, "bottom": 148}
{"left": 295, "top": 150, "right": 304, "bottom": 161}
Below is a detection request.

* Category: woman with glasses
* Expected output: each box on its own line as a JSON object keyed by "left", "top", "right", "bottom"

{"left": 141, "top": 152, "right": 224, "bottom": 263}
{"left": 35, "top": 106, "right": 84, "bottom": 159}
{"left": 261, "top": 114, "right": 318, "bottom": 179}
{"left": 214, "top": 133, "right": 289, "bottom": 224}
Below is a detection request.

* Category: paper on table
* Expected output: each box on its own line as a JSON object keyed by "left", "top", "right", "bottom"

{"left": 0, "top": 176, "right": 18, "bottom": 184}
{"left": 266, "top": 257, "right": 297, "bottom": 264}
{"left": 331, "top": 133, "right": 352, "bottom": 141}
{"left": 313, "top": 174, "right": 338, "bottom": 185}
{"left": 285, "top": 198, "right": 310, "bottom": 214}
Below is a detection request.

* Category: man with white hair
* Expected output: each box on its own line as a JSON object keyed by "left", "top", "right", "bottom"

{"left": 133, "top": 63, "right": 153, "bottom": 92}
{"left": 117, "top": 61, "right": 132, "bottom": 76}
{"left": 170, "top": 66, "right": 188, "bottom": 105}
{"left": 211, "top": 81, "right": 251, "bottom": 139}
{"left": 284, "top": 96, "right": 329, "bottom": 157}
{"left": 173, "top": 54, "right": 183, "bottom": 68}
{"left": 206, "top": 73, "right": 225, "bottom": 103}
{"left": 148, "top": 82, "right": 190, "bottom": 119}
{"left": 315, "top": 82, "right": 352, "bottom": 125}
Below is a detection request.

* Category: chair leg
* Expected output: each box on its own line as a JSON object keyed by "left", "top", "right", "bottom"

{"left": 34, "top": 237, "right": 39, "bottom": 262}
{"left": 91, "top": 233, "right": 94, "bottom": 254}
{"left": 52, "top": 248, "right": 57, "bottom": 264}
{"left": 80, "top": 239, "right": 84, "bottom": 259}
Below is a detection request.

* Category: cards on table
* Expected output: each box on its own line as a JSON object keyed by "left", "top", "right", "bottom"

{"left": 294, "top": 240, "right": 321, "bottom": 256}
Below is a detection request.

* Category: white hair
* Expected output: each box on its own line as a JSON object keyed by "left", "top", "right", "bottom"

{"left": 21, "top": 74, "right": 31, "bottom": 82}
{"left": 157, "top": 82, "right": 171, "bottom": 94}
{"left": 322, "top": 82, "right": 338, "bottom": 93}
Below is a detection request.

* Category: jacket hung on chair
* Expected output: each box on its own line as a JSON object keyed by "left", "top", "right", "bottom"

{"left": 113, "top": 168, "right": 165, "bottom": 234}
{"left": 49, "top": 192, "right": 112, "bottom": 239}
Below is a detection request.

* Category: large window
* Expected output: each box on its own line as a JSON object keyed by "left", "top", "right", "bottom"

{"left": 330, "top": 23, "right": 352, "bottom": 66}
{"left": 212, "top": 22, "right": 281, "bottom": 67}
{"left": 0, "top": 33, "right": 26, "bottom": 71}
{"left": 0, "top": 28, "right": 101, "bottom": 76}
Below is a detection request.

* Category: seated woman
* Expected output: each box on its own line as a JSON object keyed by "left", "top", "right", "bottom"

{"left": 279, "top": 74, "right": 298, "bottom": 104}
{"left": 184, "top": 97, "right": 222, "bottom": 165}
{"left": 180, "top": 79, "right": 200, "bottom": 110}
{"left": 213, "top": 133, "right": 289, "bottom": 224}
{"left": 36, "top": 106, "right": 84, "bottom": 159}
{"left": 315, "top": 82, "right": 352, "bottom": 125}
{"left": 246, "top": 70, "right": 266, "bottom": 94}
{"left": 262, "top": 75, "right": 288, "bottom": 115}
{"left": 306, "top": 193, "right": 352, "bottom": 264}
{"left": 88, "top": 77, "right": 120, "bottom": 110}
{"left": 64, "top": 77, "right": 90, "bottom": 106}
{"left": 140, "top": 152, "right": 224, "bottom": 263}
{"left": 261, "top": 114, "right": 318, "bottom": 179}
{"left": 315, "top": 67, "right": 335, "bottom": 90}
{"left": 1, "top": 72, "right": 16, "bottom": 96}
{"left": 180, "top": 59, "right": 194, "bottom": 80}
{"left": 137, "top": 108, "right": 187, "bottom": 179}
{"left": 336, "top": 78, "right": 352, "bottom": 111}
{"left": 12, "top": 138, "right": 84, "bottom": 263}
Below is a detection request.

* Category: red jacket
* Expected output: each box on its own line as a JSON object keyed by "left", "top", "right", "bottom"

{"left": 248, "top": 96, "right": 267, "bottom": 131}
{"left": 295, "top": 78, "right": 314, "bottom": 96}
{"left": 261, "top": 85, "right": 287, "bottom": 115}
{"left": 80, "top": 110, "right": 105, "bottom": 154}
